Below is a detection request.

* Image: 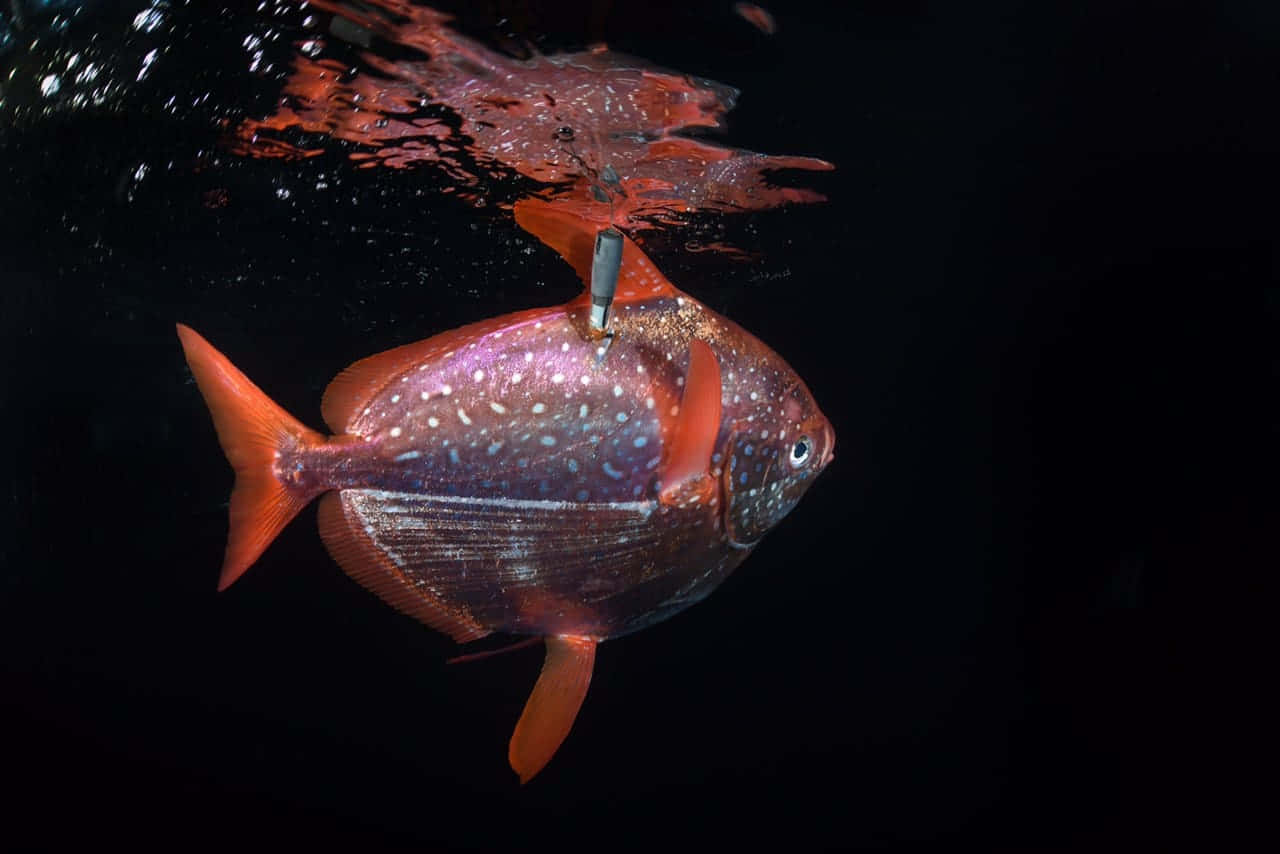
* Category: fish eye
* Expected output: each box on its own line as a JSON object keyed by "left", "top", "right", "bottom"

{"left": 789, "top": 436, "right": 812, "bottom": 467}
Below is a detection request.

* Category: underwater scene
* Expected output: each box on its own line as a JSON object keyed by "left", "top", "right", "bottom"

{"left": 2, "top": 1, "right": 1276, "bottom": 849}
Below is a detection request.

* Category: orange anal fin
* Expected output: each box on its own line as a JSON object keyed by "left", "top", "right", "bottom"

{"left": 316, "top": 492, "right": 490, "bottom": 644}
{"left": 660, "top": 339, "right": 722, "bottom": 507}
{"left": 508, "top": 635, "right": 597, "bottom": 784}
{"left": 176, "top": 324, "right": 324, "bottom": 590}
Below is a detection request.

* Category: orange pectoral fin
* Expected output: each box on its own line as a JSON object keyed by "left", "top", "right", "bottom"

{"left": 508, "top": 635, "right": 597, "bottom": 784}
{"left": 660, "top": 339, "right": 723, "bottom": 507}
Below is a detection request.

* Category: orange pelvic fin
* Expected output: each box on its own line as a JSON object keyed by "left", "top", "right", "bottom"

{"left": 508, "top": 635, "right": 597, "bottom": 784}
{"left": 176, "top": 324, "right": 325, "bottom": 591}
{"left": 660, "top": 339, "right": 723, "bottom": 507}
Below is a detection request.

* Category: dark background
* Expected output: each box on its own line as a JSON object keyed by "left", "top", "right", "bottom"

{"left": 2, "top": 1, "right": 1274, "bottom": 850}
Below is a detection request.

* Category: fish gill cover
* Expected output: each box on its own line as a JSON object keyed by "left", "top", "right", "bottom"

{"left": 230, "top": 0, "right": 832, "bottom": 237}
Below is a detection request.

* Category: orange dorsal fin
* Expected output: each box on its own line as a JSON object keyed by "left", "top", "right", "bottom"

{"left": 513, "top": 199, "right": 679, "bottom": 303}
{"left": 320, "top": 336, "right": 448, "bottom": 434}
{"left": 320, "top": 307, "right": 562, "bottom": 433}
{"left": 508, "top": 635, "right": 597, "bottom": 784}
{"left": 660, "top": 339, "right": 723, "bottom": 507}
{"left": 176, "top": 324, "right": 325, "bottom": 590}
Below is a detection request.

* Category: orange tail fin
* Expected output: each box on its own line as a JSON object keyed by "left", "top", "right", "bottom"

{"left": 176, "top": 324, "right": 325, "bottom": 591}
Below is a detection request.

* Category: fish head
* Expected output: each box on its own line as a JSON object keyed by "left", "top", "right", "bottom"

{"left": 721, "top": 380, "right": 834, "bottom": 548}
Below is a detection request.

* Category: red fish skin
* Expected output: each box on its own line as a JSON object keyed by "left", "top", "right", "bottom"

{"left": 271, "top": 288, "right": 830, "bottom": 640}
{"left": 179, "top": 213, "right": 834, "bottom": 782}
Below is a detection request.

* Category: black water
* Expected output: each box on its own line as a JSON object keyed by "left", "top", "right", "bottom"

{"left": 2, "top": 1, "right": 1275, "bottom": 850}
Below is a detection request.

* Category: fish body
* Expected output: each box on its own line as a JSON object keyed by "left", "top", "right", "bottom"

{"left": 179, "top": 202, "right": 833, "bottom": 781}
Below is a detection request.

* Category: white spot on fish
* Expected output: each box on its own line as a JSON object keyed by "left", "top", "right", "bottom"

{"left": 616, "top": 412, "right": 629, "bottom": 423}
{"left": 760, "top": 429, "right": 769, "bottom": 439}
{"left": 676, "top": 376, "right": 685, "bottom": 387}
{"left": 421, "top": 391, "right": 430, "bottom": 401}
{"left": 389, "top": 427, "right": 403, "bottom": 438}
{"left": 562, "top": 342, "right": 570, "bottom": 352}
{"left": 645, "top": 397, "right": 655, "bottom": 409}
{"left": 613, "top": 385, "right": 623, "bottom": 397}
{"left": 524, "top": 352, "right": 534, "bottom": 362}
{"left": 442, "top": 384, "right": 453, "bottom": 396}
{"left": 427, "top": 416, "right": 439, "bottom": 428}
{"left": 634, "top": 436, "right": 648, "bottom": 448}
{"left": 579, "top": 403, "right": 589, "bottom": 418}
{"left": 391, "top": 394, "right": 401, "bottom": 404}
{"left": 567, "top": 459, "right": 579, "bottom": 473}
{"left": 394, "top": 450, "right": 420, "bottom": 461}
{"left": 449, "top": 448, "right": 461, "bottom": 464}
{"left": 750, "top": 391, "right": 759, "bottom": 401}
{"left": 580, "top": 375, "right": 590, "bottom": 385}
{"left": 636, "top": 364, "right": 645, "bottom": 374}
{"left": 540, "top": 435, "right": 556, "bottom": 446}
{"left": 473, "top": 369, "right": 485, "bottom": 382}
{"left": 552, "top": 373, "right": 565, "bottom": 384}
{"left": 511, "top": 372, "right": 523, "bottom": 383}
{"left": 532, "top": 402, "right": 547, "bottom": 414}
{"left": 488, "top": 441, "right": 504, "bottom": 455}
{"left": 489, "top": 401, "right": 507, "bottom": 414}
{"left": 457, "top": 408, "right": 472, "bottom": 426}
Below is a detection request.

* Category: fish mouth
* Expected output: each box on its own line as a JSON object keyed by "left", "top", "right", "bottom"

{"left": 820, "top": 420, "right": 835, "bottom": 467}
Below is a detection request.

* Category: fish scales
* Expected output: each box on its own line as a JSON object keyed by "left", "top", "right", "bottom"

{"left": 283, "top": 297, "right": 815, "bottom": 513}
{"left": 340, "top": 488, "right": 738, "bottom": 637}
{"left": 347, "top": 308, "right": 679, "bottom": 503}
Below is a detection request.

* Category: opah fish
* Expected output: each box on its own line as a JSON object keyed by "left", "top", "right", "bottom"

{"left": 178, "top": 202, "right": 834, "bottom": 782}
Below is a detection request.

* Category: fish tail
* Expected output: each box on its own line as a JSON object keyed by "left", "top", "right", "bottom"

{"left": 176, "top": 324, "right": 325, "bottom": 591}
